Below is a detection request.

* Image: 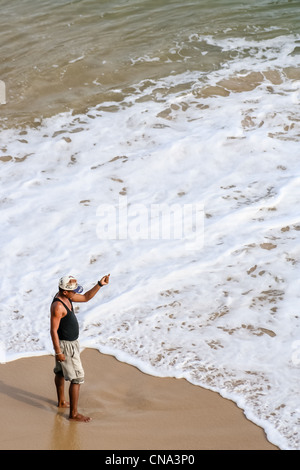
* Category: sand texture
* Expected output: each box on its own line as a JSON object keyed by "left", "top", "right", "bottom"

{"left": 0, "top": 349, "right": 278, "bottom": 450}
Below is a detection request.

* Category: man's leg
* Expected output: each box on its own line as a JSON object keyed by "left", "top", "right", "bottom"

{"left": 69, "top": 382, "right": 91, "bottom": 422}
{"left": 54, "top": 373, "right": 69, "bottom": 408}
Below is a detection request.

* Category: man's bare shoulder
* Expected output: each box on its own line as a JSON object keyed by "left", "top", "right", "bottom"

{"left": 51, "top": 298, "right": 66, "bottom": 317}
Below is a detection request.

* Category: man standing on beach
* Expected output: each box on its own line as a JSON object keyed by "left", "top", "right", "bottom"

{"left": 50, "top": 274, "right": 110, "bottom": 422}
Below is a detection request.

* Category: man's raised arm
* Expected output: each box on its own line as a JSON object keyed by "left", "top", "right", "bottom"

{"left": 71, "top": 274, "right": 110, "bottom": 303}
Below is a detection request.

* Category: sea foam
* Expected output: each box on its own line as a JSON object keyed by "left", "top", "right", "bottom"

{"left": 1, "top": 32, "right": 300, "bottom": 449}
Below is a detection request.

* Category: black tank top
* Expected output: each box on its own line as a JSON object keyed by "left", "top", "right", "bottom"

{"left": 52, "top": 297, "right": 79, "bottom": 341}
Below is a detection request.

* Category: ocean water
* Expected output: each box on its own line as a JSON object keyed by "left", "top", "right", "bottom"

{"left": 1, "top": 0, "right": 300, "bottom": 449}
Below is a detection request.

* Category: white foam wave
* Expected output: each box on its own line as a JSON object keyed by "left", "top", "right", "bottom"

{"left": 1, "top": 32, "right": 300, "bottom": 449}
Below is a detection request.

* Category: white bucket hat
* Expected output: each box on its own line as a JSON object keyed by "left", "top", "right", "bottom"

{"left": 59, "top": 275, "right": 83, "bottom": 293}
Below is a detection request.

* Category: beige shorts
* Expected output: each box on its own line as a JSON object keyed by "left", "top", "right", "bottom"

{"left": 53, "top": 339, "right": 84, "bottom": 384}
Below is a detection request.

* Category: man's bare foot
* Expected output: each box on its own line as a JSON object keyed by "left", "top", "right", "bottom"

{"left": 69, "top": 413, "right": 91, "bottom": 422}
{"left": 57, "top": 400, "right": 70, "bottom": 408}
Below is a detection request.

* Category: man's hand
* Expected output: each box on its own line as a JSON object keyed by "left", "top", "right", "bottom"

{"left": 99, "top": 274, "right": 110, "bottom": 286}
{"left": 56, "top": 352, "right": 65, "bottom": 362}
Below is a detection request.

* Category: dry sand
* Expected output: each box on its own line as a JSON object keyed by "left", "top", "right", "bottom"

{"left": 0, "top": 348, "right": 278, "bottom": 450}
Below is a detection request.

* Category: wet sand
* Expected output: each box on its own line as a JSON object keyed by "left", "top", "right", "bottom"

{"left": 0, "top": 348, "right": 278, "bottom": 450}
